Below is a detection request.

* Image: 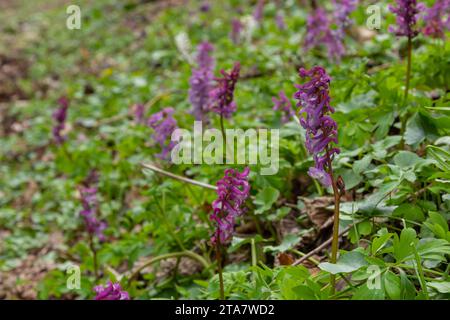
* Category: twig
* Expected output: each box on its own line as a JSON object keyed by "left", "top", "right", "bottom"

{"left": 141, "top": 162, "right": 217, "bottom": 190}
{"left": 292, "top": 220, "right": 363, "bottom": 266}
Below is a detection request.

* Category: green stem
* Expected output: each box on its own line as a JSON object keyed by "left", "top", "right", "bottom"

{"left": 220, "top": 114, "right": 228, "bottom": 164}
{"left": 411, "top": 244, "right": 430, "bottom": 299}
{"left": 88, "top": 235, "right": 99, "bottom": 280}
{"left": 400, "top": 36, "right": 413, "bottom": 146}
{"left": 326, "top": 147, "right": 341, "bottom": 295}
{"left": 216, "top": 235, "right": 225, "bottom": 300}
{"left": 127, "top": 250, "right": 212, "bottom": 286}
{"left": 251, "top": 238, "right": 257, "bottom": 267}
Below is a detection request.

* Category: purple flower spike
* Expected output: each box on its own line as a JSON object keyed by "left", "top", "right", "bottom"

{"left": 132, "top": 103, "right": 145, "bottom": 124}
{"left": 423, "top": 0, "right": 450, "bottom": 38}
{"left": 389, "top": 0, "right": 423, "bottom": 38}
{"left": 147, "top": 107, "right": 178, "bottom": 160}
{"left": 294, "top": 67, "right": 340, "bottom": 187}
{"left": 304, "top": 8, "right": 345, "bottom": 62}
{"left": 253, "top": 0, "right": 265, "bottom": 23}
{"left": 230, "top": 18, "right": 243, "bottom": 44}
{"left": 200, "top": 1, "right": 210, "bottom": 12}
{"left": 333, "top": 0, "right": 358, "bottom": 30}
{"left": 94, "top": 281, "right": 130, "bottom": 300}
{"left": 272, "top": 91, "right": 294, "bottom": 123}
{"left": 209, "top": 62, "right": 241, "bottom": 118}
{"left": 275, "top": 11, "right": 286, "bottom": 30}
{"left": 189, "top": 42, "right": 215, "bottom": 122}
{"left": 79, "top": 170, "right": 107, "bottom": 242}
{"left": 52, "top": 97, "right": 69, "bottom": 144}
{"left": 210, "top": 167, "right": 250, "bottom": 245}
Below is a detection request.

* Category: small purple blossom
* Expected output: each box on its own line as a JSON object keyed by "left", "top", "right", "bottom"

{"left": 210, "top": 167, "right": 250, "bottom": 245}
{"left": 189, "top": 42, "right": 215, "bottom": 122}
{"left": 272, "top": 91, "right": 294, "bottom": 123}
{"left": 253, "top": 0, "right": 265, "bottom": 23}
{"left": 94, "top": 281, "right": 130, "bottom": 300}
{"left": 333, "top": 0, "right": 358, "bottom": 30}
{"left": 423, "top": 0, "right": 450, "bottom": 38}
{"left": 132, "top": 103, "right": 145, "bottom": 124}
{"left": 294, "top": 67, "right": 340, "bottom": 187}
{"left": 230, "top": 18, "right": 243, "bottom": 44}
{"left": 275, "top": 11, "right": 286, "bottom": 30}
{"left": 147, "top": 107, "right": 178, "bottom": 159}
{"left": 304, "top": 8, "right": 345, "bottom": 61}
{"left": 209, "top": 62, "right": 241, "bottom": 118}
{"left": 200, "top": 1, "right": 210, "bottom": 12}
{"left": 389, "top": 0, "right": 423, "bottom": 38}
{"left": 79, "top": 170, "right": 107, "bottom": 241}
{"left": 52, "top": 97, "right": 69, "bottom": 144}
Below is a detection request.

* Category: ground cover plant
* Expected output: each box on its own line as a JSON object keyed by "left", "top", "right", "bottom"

{"left": 0, "top": 0, "right": 449, "bottom": 300}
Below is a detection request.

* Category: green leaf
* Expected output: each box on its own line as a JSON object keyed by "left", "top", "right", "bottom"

{"left": 427, "top": 281, "right": 450, "bottom": 293}
{"left": 253, "top": 187, "right": 280, "bottom": 214}
{"left": 393, "top": 204, "right": 425, "bottom": 223}
{"left": 264, "top": 234, "right": 300, "bottom": 254}
{"left": 318, "top": 251, "right": 368, "bottom": 274}
{"left": 393, "top": 151, "right": 422, "bottom": 168}
{"left": 372, "top": 233, "right": 393, "bottom": 256}
{"left": 384, "top": 271, "right": 401, "bottom": 300}
{"left": 352, "top": 283, "right": 385, "bottom": 300}
{"left": 393, "top": 228, "right": 418, "bottom": 263}
{"left": 353, "top": 155, "right": 372, "bottom": 174}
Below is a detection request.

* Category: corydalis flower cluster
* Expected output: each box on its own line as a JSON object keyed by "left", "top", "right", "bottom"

{"left": 272, "top": 91, "right": 294, "bottom": 124}
{"left": 210, "top": 168, "right": 250, "bottom": 245}
{"left": 132, "top": 103, "right": 145, "bottom": 124}
{"left": 230, "top": 18, "right": 243, "bottom": 44}
{"left": 423, "top": 0, "right": 450, "bottom": 38}
{"left": 52, "top": 97, "right": 69, "bottom": 144}
{"left": 94, "top": 281, "right": 130, "bottom": 300}
{"left": 253, "top": 0, "right": 265, "bottom": 23}
{"left": 389, "top": 0, "right": 422, "bottom": 38}
{"left": 147, "top": 107, "right": 178, "bottom": 159}
{"left": 304, "top": 8, "right": 345, "bottom": 62}
{"left": 189, "top": 42, "right": 215, "bottom": 122}
{"left": 79, "top": 171, "right": 107, "bottom": 241}
{"left": 209, "top": 62, "right": 240, "bottom": 118}
{"left": 333, "top": 0, "right": 358, "bottom": 30}
{"left": 294, "top": 67, "right": 340, "bottom": 187}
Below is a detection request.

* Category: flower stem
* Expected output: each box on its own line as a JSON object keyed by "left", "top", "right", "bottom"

{"left": 216, "top": 231, "right": 225, "bottom": 300}
{"left": 326, "top": 147, "right": 341, "bottom": 295}
{"left": 400, "top": 36, "right": 412, "bottom": 146}
{"left": 127, "top": 250, "right": 212, "bottom": 286}
{"left": 88, "top": 234, "right": 99, "bottom": 280}
{"left": 220, "top": 114, "right": 227, "bottom": 164}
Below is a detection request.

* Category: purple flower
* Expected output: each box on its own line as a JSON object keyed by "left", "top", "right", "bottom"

{"left": 275, "top": 11, "right": 286, "bottom": 30}
{"left": 189, "top": 42, "right": 215, "bottom": 122}
{"left": 272, "top": 91, "right": 294, "bottom": 123}
{"left": 196, "top": 41, "right": 215, "bottom": 70}
{"left": 210, "top": 167, "right": 250, "bottom": 245}
{"left": 304, "top": 8, "right": 345, "bottom": 62}
{"left": 52, "top": 97, "right": 69, "bottom": 144}
{"left": 79, "top": 170, "right": 107, "bottom": 241}
{"left": 200, "top": 1, "right": 210, "bottom": 12}
{"left": 422, "top": 0, "right": 450, "bottom": 38}
{"left": 333, "top": 0, "right": 358, "bottom": 30}
{"left": 294, "top": 67, "right": 340, "bottom": 187}
{"left": 132, "top": 103, "right": 145, "bottom": 124}
{"left": 147, "top": 107, "right": 178, "bottom": 159}
{"left": 209, "top": 62, "right": 240, "bottom": 118}
{"left": 389, "top": 0, "right": 423, "bottom": 38}
{"left": 94, "top": 281, "right": 130, "bottom": 300}
{"left": 230, "top": 18, "right": 243, "bottom": 44}
{"left": 253, "top": 0, "right": 265, "bottom": 23}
